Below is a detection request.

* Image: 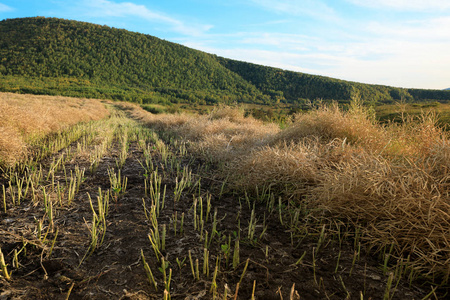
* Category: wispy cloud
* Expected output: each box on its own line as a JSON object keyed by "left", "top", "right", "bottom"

{"left": 250, "top": 0, "right": 340, "bottom": 22}
{"left": 59, "top": 0, "right": 212, "bottom": 36}
{"left": 347, "top": 0, "right": 450, "bottom": 11}
{"left": 366, "top": 17, "right": 450, "bottom": 41}
{"left": 245, "top": 19, "right": 292, "bottom": 28}
{"left": 0, "top": 3, "right": 14, "bottom": 12}
{"left": 239, "top": 32, "right": 317, "bottom": 51}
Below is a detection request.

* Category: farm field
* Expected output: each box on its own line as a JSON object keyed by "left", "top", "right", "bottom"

{"left": 1, "top": 93, "right": 449, "bottom": 299}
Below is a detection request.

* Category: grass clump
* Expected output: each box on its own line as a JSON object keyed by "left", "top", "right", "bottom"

{"left": 268, "top": 100, "right": 385, "bottom": 151}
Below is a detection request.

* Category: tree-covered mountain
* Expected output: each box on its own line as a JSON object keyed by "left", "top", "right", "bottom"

{"left": 1, "top": 17, "right": 449, "bottom": 105}
{"left": 0, "top": 17, "right": 263, "bottom": 104}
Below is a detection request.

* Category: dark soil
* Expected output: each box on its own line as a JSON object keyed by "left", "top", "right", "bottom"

{"left": 0, "top": 115, "right": 440, "bottom": 299}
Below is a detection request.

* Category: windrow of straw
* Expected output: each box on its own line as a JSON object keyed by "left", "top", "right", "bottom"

{"left": 0, "top": 92, "right": 110, "bottom": 165}
{"left": 314, "top": 149, "right": 450, "bottom": 276}
{"left": 122, "top": 103, "right": 280, "bottom": 162}
{"left": 128, "top": 101, "right": 449, "bottom": 281}
{"left": 267, "top": 102, "right": 386, "bottom": 150}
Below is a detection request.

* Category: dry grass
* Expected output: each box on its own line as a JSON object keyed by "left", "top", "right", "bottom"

{"left": 180, "top": 116, "right": 279, "bottom": 162}
{"left": 238, "top": 102, "right": 450, "bottom": 278}
{"left": 127, "top": 103, "right": 280, "bottom": 162}
{"left": 315, "top": 149, "right": 450, "bottom": 275}
{"left": 0, "top": 92, "right": 109, "bottom": 165}
{"left": 268, "top": 102, "right": 386, "bottom": 152}
{"left": 230, "top": 140, "right": 320, "bottom": 195}
{"left": 208, "top": 104, "right": 247, "bottom": 122}
{"left": 229, "top": 137, "right": 370, "bottom": 200}
{"left": 117, "top": 101, "right": 450, "bottom": 281}
{"left": 118, "top": 101, "right": 192, "bottom": 132}
{"left": 384, "top": 111, "right": 446, "bottom": 158}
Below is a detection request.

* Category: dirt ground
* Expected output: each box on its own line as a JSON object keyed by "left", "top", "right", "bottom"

{"left": 0, "top": 114, "right": 443, "bottom": 299}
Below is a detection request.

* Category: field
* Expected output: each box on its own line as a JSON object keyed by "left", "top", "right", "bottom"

{"left": 1, "top": 93, "right": 449, "bottom": 299}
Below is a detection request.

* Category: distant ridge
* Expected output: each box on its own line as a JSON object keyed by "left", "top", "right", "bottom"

{"left": 1, "top": 17, "right": 450, "bottom": 105}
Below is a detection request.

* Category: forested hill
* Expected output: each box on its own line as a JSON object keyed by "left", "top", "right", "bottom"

{"left": 1, "top": 17, "right": 450, "bottom": 105}
{"left": 0, "top": 17, "right": 263, "bottom": 104}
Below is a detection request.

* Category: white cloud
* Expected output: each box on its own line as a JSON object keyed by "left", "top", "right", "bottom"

{"left": 329, "top": 46, "right": 450, "bottom": 89}
{"left": 366, "top": 17, "right": 450, "bottom": 41}
{"left": 239, "top": 32, "right": 317, "bottom": 51}
{"left": 250, "top": 0, "right": 340, "bottom": 22}
{"left": 306, "top": 35, "right": 450, "bottom": 88}
{"left": 0, "top": 3, "right": 13, "bottom": 12}
{"left": 69, "top": 0, "right": 212, "bottom": 36}
{"left": 320, "top": 38, "right": 450, "bottom": 89}
{"left": 347, "top": 0, "right": 450, "bottom": 11}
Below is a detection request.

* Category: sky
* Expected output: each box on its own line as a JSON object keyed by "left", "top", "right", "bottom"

{"left": 1, "top": 0, "right": 449, "bottom": 90}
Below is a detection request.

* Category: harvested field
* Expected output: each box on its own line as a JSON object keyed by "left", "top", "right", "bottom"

{"left": 1, "top": 96, "right": 448, "bottom": 299}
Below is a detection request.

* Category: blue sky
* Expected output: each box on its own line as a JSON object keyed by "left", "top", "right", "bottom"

{"left": 1, "top": 0, "right": 449, "bottom": 89}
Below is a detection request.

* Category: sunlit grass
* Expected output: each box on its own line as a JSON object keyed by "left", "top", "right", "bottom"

{"left": 2, "top": 96, "right": 449, "bottom": 298}
{"left": 0, "top": 92, "right": 109, "bottom": 166}
{"left": 131, "top": 100, "right": 450, "bottom": 285}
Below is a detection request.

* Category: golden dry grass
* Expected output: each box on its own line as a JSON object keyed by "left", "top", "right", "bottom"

{"left": 0, "top": 92, "right": 109, "bottom": 165}
{"left": 314, "top": 149, "right": 450, "bottom": 274}
{"left": 383, "top": 111, "right": 446, "bottom": 158}
{"left": 112, "top": 101, "right": 450, "bottom": 280}
{"left": 229, "top": 141, "right": 320, "bottom": 198}
{"left": 125, "top": 103, "right": 280, "bottom": 162}
{"left": 236, "top": 103, "right": 450, "bottom": 277}
{"left": 268, "top": 102, "right": 386, "bottom": 152}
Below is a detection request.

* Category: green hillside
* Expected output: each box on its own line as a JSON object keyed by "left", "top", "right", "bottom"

{"left": 1, "top": 17, "right": 450, "bottom": 105}
{"left": 0, "top": 17, "right": 263, "bottom": 104}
